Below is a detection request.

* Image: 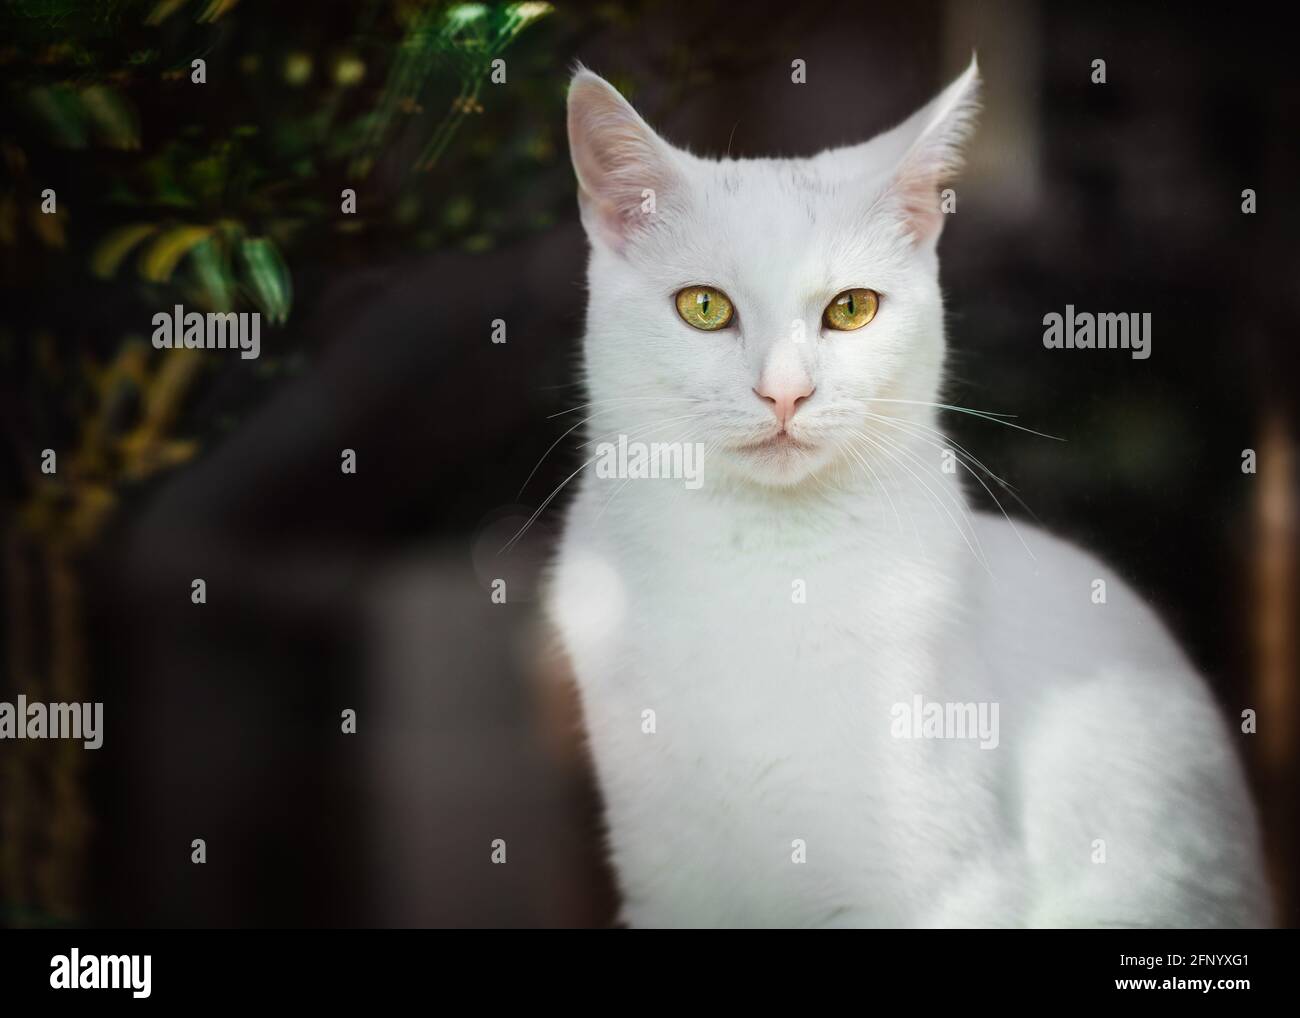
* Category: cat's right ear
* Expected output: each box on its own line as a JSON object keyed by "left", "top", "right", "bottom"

{"left": 567, "top": 68, "right": 681, "bottom": 251}
{"left": 874, "top": 56, "right": 982, "bottom": 248}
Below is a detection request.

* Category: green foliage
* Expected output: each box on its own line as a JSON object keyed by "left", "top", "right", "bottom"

{"left": 0, "top": 0, "right": 559, "bottom": 513}
{"left": 5, "top": 1, "right": 558, "bottom": 322}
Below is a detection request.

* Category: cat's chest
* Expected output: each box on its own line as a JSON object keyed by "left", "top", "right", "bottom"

{"left": 595, "top": 526, "right": 953, "bottom": 716}
{"left": 555, "top": 483, "right": 971, "bottom": 743}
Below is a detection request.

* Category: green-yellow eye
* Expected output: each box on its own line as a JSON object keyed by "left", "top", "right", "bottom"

{"left": 675, "top": 286, "right": 734, "bottom": 331}
{"left": 824, "top": 288, "right": 880, "bottom": 331}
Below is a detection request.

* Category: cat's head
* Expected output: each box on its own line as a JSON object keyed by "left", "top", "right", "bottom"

{"left": 567, "top": 59, "right": 980, "bottom": 489}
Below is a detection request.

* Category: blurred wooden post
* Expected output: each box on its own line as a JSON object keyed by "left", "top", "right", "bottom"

{"left": 1254, "top": 412, "right": 1297, "bottom": 923}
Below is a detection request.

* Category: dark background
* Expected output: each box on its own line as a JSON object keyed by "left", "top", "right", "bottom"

{"left": 1, "top": 0, "right": 1297, "bottom": 927}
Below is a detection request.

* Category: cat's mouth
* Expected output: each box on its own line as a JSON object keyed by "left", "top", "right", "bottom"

{"left": 736, "top": 431, "right": 814, "bottom": 454}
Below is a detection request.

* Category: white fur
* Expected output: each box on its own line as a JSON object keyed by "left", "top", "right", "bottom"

{"left": 547, "top": 60, "right": 1271, "bottom": 928}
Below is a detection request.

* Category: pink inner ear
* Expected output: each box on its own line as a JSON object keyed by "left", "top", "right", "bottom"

{"left": 890, "top": 163, "right": 946, "bottom": 244}
{"left": 567, "top": 74, "right": 678, "bottom": 248}
{"left": 877, "top": 60, "right": 981, "bottom": 245}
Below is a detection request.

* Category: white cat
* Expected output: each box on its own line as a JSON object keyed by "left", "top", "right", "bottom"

{"left": 546, "top": 58, "right": 1271, "bottom": 928}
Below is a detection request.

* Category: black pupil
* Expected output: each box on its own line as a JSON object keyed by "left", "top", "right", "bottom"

{"left": 846, "top": 293, "right": 855, "bottom": 316}
{"left": 699, "top": 293, "right": 710, "bottom": 316}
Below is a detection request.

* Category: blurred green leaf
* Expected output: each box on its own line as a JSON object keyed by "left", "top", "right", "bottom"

{"left": 238, "top": 237, "right": 292, "bottom": 325}
{"left": 25, "top": 84, "right": 88, "bottom": 148}
{"left": 79, "top": 85, "right": 140, "bottom": 150}
{"left": 188, "top": 236, "right": 234, "bottom": 312}
{"left": 91, "top": 223, "right": 156, "bottom": 278}
{"left": 138, "top": 224, "right": 213, "bottom": 283}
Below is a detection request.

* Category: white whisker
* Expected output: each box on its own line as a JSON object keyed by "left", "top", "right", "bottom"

{"left": 865, "top": 427, "right": 988, "bottom": 567}
{"left": 865, "top": 397, "right": 1064, "bottom": 441}
{"left": 503, "top": 412, "right": 709, "bottom": 553}
{"left": 865, "top": 411, "right": 1037, "bottom": 560}
{"left": 851, "top": 428, "right": 988, "bottom": 572}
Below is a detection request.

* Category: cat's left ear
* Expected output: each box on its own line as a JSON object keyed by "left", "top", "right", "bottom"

{"left": 567, "top": 68, "right": 682, "bottom": 251}
{"left": 879, "top": 56, "right": 981, "bottom": 246}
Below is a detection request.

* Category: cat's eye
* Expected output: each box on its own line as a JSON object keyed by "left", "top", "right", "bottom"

{"left": 675, "top": 285, "right": 734, "bottom": 331}
{"left": 823, "top": 288, "right": 880, "bottom": 332}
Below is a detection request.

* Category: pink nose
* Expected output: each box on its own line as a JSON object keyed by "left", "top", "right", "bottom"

{"left": 753, "top": 381, "right": 814, "bottom": 428}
